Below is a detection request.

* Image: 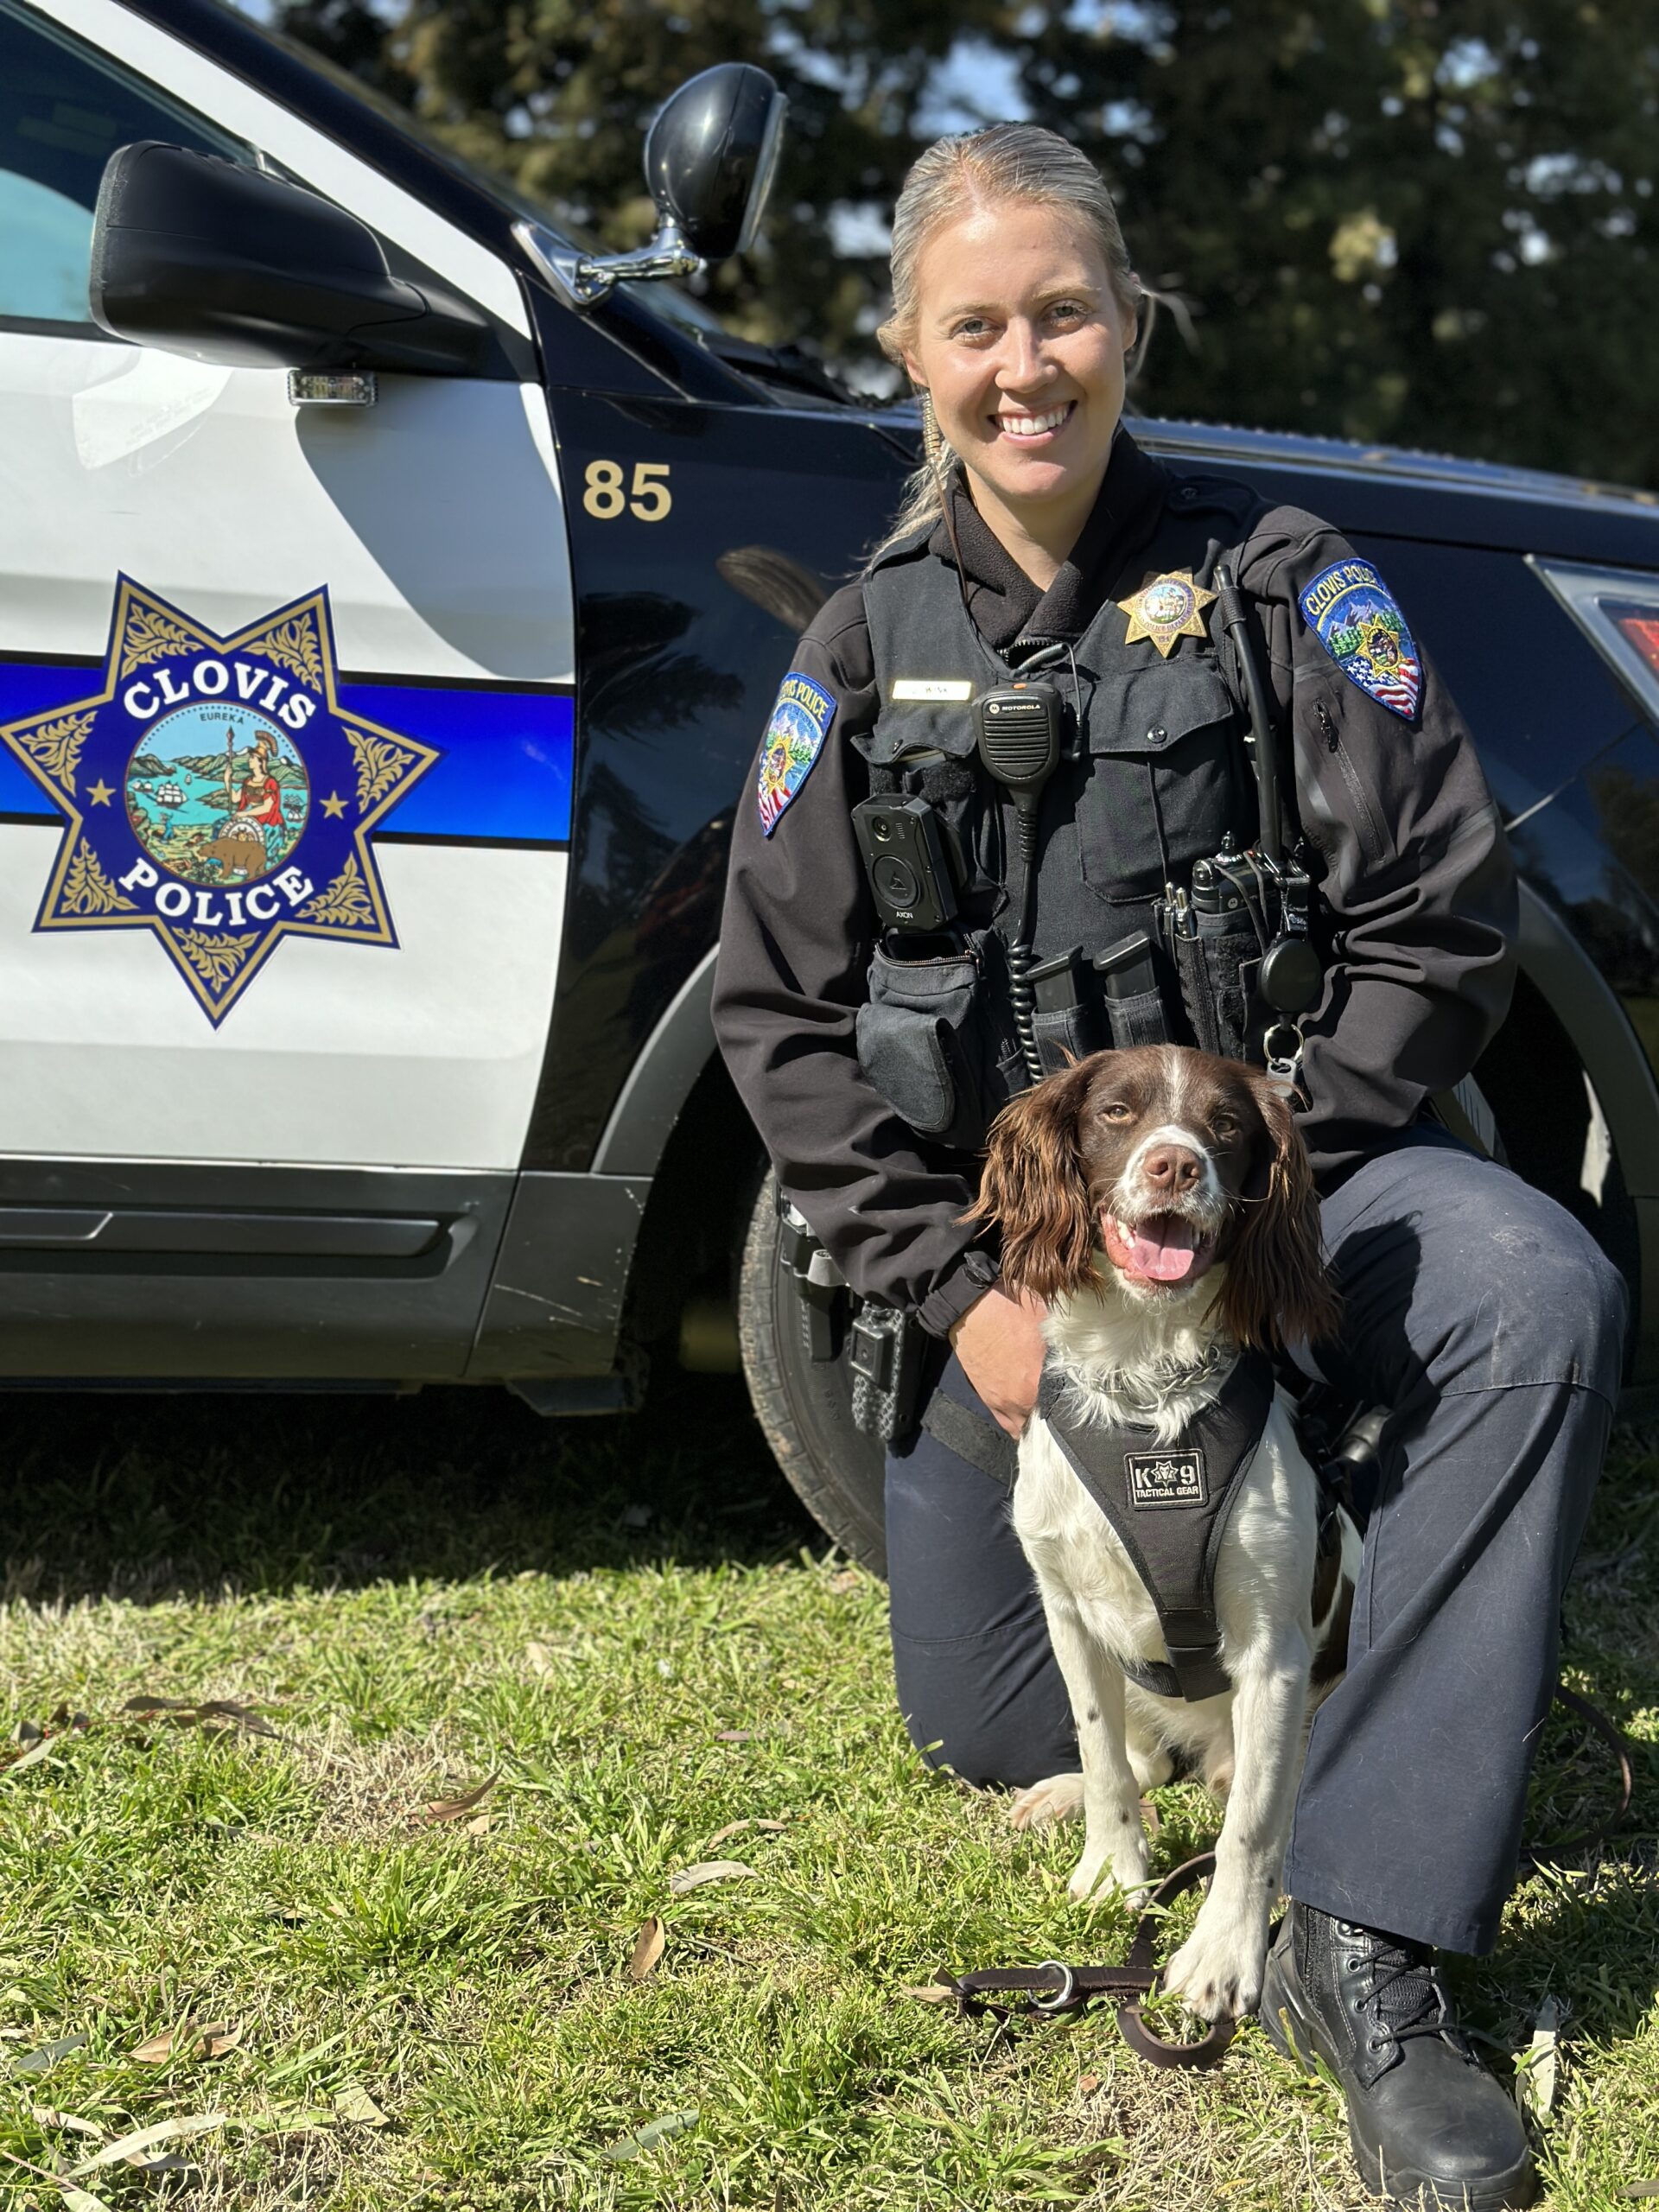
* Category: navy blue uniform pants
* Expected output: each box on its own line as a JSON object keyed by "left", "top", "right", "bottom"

{"left": 886, "top": 1131, "right": 1626, "bottom": 1955}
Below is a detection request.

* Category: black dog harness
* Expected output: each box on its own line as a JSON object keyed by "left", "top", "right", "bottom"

{"left": 1034, "top": 1353, "right": 1275, "bottom": 1701}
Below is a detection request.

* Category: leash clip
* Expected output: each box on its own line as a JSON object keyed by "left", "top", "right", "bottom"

{"left": 1030, "top": 1960, "right": 1078, "bottom": 2012}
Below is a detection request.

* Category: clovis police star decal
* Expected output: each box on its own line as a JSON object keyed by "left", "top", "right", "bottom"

{"left": 0, "top": 579, "right": 441, "bottom": 1023}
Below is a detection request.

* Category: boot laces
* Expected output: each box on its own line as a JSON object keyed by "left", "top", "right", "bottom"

{"left": 1337, "top": 1921, "right": 1465, "bottom": 2053}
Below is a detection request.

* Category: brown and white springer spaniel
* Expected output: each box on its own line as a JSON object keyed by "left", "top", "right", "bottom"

{"left": 970, "top": 1044, "right": 1357, "bottom": 2023}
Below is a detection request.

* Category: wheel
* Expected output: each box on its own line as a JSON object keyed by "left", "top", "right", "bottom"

{"left": 736, "top": 1166, "right": 887, "bottom": 1575}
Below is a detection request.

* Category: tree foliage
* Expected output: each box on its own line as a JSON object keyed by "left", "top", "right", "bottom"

{"left": 275, "top": 0, "right": 1659, "bottom": 486}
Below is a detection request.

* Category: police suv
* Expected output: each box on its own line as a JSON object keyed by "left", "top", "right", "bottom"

{"left": 3, "top": 0, "right": 1659, "bottom": 1571}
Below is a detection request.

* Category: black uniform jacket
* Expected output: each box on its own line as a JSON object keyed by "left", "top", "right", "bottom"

{"left": 712, "top": 431, "right": 1517, "bottom": 1338}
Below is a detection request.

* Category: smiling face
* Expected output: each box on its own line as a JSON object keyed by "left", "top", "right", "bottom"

{"left": 901, "top": 197, "right": 1137, "bottom": 545}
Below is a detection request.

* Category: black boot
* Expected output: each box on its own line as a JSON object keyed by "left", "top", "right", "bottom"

{"left": 1258, "top": 1900, "right": 1536, "bottom": 2209}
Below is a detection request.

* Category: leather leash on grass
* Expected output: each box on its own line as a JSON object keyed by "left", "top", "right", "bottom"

{"left": 947, "top": 1851, "right": 1234, "bottom": 2069}
{"left": 945, "top": 1683, "right": 1635, "bottom": 2072}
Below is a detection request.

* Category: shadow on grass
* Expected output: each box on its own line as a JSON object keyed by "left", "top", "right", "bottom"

{"left": 0, "top": 1370, "right": 817, "bottom": 1605}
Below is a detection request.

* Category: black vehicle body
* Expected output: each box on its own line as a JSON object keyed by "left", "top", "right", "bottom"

{"left": 6, "top": 0, "right": 1659, "bottom": 1414}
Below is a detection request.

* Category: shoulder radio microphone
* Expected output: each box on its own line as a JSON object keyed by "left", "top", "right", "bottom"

{"left": 975, "top": 643, "right": 1070, "bottom": 1085}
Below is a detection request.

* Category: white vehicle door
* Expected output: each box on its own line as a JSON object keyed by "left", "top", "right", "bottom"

{"left": 0, "top": 0, "right": 574, "bottom": 1185}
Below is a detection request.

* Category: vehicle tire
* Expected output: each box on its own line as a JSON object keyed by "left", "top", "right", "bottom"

{"left": 736, "top": 1166, "right": 888, "bottom": 1575}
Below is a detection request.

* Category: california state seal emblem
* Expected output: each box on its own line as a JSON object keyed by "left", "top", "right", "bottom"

{"left": 0, "top": 578, "right": 441, "bottom": 1023}
{"left": 1117, "top": 569, "right": 1217, "bottom": 658}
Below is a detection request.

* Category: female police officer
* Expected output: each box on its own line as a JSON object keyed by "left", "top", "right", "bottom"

{"left": 713, "top": 123, "right": 1624, "bottom": 2209}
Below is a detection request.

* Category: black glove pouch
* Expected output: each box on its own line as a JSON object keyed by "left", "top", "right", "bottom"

{"left": 856, "top": 937, "right": 1010, "bottom": 1152}
{"left": 1165, "top": 904, "right": 1262, "bottom": 1065}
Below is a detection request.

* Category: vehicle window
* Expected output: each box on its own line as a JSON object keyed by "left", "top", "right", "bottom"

{"left": 0, "top": 0, "right": 250, "bottom": 330}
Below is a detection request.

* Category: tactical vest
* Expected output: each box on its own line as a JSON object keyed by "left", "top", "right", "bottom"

{"left": 1035, "top": 1351, "right": 1275, "bottom": 1701}
{"left": 851, "top": 477, "right": 1266, "bottom": 1153}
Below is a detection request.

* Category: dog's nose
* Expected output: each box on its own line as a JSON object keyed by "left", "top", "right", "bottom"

{"left": 1141, "top": 1144, "right": 1203, "bottom": 1196}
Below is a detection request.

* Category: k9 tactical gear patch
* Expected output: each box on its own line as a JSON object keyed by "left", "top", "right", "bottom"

{"left": 1125, "top": 1449, "right": 1209, "bottom": 1509}
{"left": 1300, "top": 557, "right": 1422, "bottom": 720}
{"left": 757, "top": 672, "right": 836, "bottom": 836}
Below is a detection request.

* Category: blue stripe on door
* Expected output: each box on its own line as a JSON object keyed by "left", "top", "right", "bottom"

{"left": 0, "top": 664, "right": 575, "bottom": 843}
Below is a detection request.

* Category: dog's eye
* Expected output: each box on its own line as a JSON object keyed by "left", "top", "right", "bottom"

{"left": 1211, "top": 1116, "right": 1240, "bottom": 1143}
{"left": 1096, "top": 1101, "right": 1134, "bottom": 1123}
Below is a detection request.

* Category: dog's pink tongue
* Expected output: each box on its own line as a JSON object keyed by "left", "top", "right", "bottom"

{"left": 1126, "top": 1216, "right": 1198, "bottom": 1281}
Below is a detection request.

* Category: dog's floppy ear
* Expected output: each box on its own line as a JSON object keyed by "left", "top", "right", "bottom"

{"left": 1212, "top": 1074, "right": 1341, "bottom": 1352}
{"left": 968, "top": 1057, "right": 1102, "bottom": 1301}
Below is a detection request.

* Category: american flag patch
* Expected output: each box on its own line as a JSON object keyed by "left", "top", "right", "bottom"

{"left": 1300, "top": 558, "right": 1422, "bottom": 721}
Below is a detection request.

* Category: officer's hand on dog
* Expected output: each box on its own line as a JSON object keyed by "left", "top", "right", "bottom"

{"left": 950, "top": 1286, "right": 1048, "bottom": 1437}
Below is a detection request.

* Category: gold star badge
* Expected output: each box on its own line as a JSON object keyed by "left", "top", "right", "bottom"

{"left": 1118, "top": 569, "right": 1217, "bottom": 658}
{"left": 321, "top": 791, "right": 347, "bottom": 819}
{"left": 88, "top": 778, "right": 113, "bottom": 806}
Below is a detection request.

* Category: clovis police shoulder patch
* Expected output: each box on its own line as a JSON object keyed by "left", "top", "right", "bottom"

{"left": 756, "top": 671, "right": 835, "bottom": 836}
{"left": 0, "top": 577, "right": 440, "bottom": 1024}
{"left": 1299, "top": 557, "right": 1422, "bottom": 721}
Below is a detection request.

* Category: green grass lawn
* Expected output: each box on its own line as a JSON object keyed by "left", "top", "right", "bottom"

{"left": 0, "top": 1377, "right": 1653, "bottom": 2209}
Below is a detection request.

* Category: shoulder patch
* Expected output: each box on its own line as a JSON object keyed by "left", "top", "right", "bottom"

{"left": 1299, "top": 558, "right": 1421, "bottom": 721}
{"left": 757, "top": 672, "right": 836, "bottom": 836}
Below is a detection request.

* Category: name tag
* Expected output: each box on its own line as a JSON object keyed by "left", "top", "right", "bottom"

{"left": 890, "top": 678, "right": 973, "bottom": 702}
{"left": 1124, "top": 1449, "right": 1209, "bottom": 1509}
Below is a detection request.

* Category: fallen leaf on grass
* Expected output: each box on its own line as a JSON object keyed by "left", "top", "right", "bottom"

{"left": 1516, "top": 1994, "right": 1560, "bottom": 2122}
{"left": 30, "top": 2107, "right": 102, "bottom": 2139}
{"left": 827, "top": 1568, "right": 861, "bottom": 1593}
{"left": 667, "top": 1860, "right": 757, "bottom": 1895}
{"left": 14, "top": 2034, "right": 88, "bottom": 2075}
{"left": 1077, "top": 2072, "right": 1102, "bottom": 2094}
{"left": 899, "top": 1981, "right": 957, "bottom": 2005}
{"left": 627, "top": 1918, "right": 665, "bottom": 1981}
{"left": 704, "top": 1817, "right": 789, "bottom": 1848}
{"left": 465, "top": 1812, "right": 493, "bottom": 1836}
{"left": 422, "top": 1776, "right": 497, "bottom": 1824}
{"left": 195, "top": 1700, "right": 279, "bottom": 1738}
{"left": 119, "top": 1694, "right": 277, "bottom": 1739}
{"left": 333, "top": 2083, "right": 390, "bottom": 2126}
{"left": 714, "top": 1729, "right": 753, "bottom": 1744}
{"left": 131, "top": 2019, "right": 241, "bottom": 2064}
{"left": 2, "top": 1738, "right": 55, "bottom": 1778}
{"left": 601, "top": 2108, "right": 698, "bottom": 2161}
{"left": 525, "top": 1640, "right": 556, "bottom": 1676}
{"left": 71, "top": 2112, "right": 228, "bottom": 2173}
{"left": 1622, "top": 2188, "right": 1659, "bottom": 2202}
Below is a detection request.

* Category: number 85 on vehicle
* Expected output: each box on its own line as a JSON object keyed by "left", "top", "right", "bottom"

{"left": 581, "top": 460, "right": 674, "bottom": 522}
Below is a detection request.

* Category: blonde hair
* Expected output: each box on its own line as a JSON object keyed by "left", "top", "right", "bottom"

{"left": 869, "top": 124, "right": 1150, "bottom": 561}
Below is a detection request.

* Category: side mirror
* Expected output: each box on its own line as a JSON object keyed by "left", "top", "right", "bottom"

{"left": 645, "top": 63, "right": 787, "bottom": 262}
{"left": 90, "top": 141, "right": 489, "bottom": 375}
{"left": 516, "top": 63, "right": 786, "bottom": 310}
